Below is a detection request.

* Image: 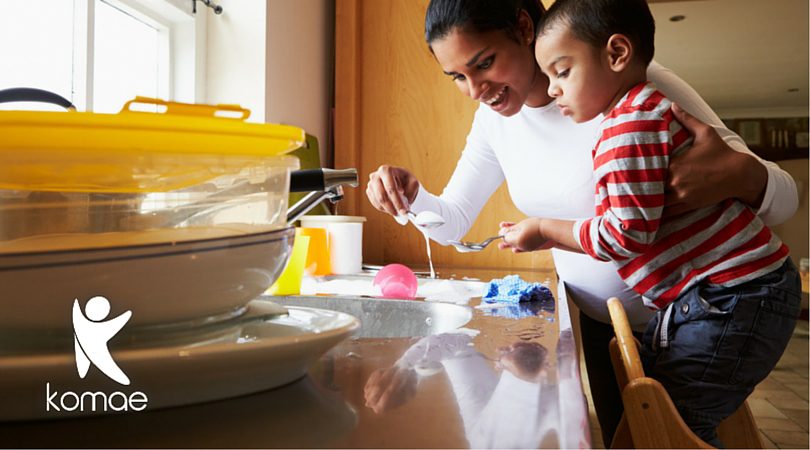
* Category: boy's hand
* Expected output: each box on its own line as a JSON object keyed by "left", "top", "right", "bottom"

{"left": 498, "top": 219, "right": 554, "bottom": 253}
{"left": 496, "top": 342, "right": 548, "bottom": 383}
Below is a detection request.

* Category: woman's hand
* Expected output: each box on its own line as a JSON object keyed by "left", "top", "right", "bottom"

{"left": 363, "top": 365, "right": 418, "bottom": 414}
{"left": 666, "top": 103, "right": 768, "bottom": 217}
{"left": 366, "top": 165, "right": 421, "bottom": 216}
{"left": 498, "top": 219, "right": 554, "bottom": 253}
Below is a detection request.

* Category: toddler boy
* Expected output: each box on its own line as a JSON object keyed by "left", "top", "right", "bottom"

{"left": 500, "top": 0, "right": 801, "bottom": 445}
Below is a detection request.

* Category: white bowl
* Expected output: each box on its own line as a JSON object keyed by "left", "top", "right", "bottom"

{"left": 0, "top": 227, "right": 294, "bottom": 333}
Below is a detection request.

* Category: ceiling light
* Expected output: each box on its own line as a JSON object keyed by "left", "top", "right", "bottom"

{"left": 669, "top": 15, "right": 686, "bottom": 22}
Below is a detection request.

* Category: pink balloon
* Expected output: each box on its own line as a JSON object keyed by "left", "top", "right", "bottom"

{"left": 373, "top": 263, "right": 418, "bottom": 299}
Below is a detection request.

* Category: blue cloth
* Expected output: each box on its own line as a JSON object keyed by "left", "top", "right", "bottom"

{"left": 482, "top": 275, "right": 553, "bottom": 304}
{"left": 640, "top": 259, "right": 801, "bottom": 447}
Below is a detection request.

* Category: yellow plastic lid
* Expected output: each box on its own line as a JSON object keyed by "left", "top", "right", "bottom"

{"left": 0, "top": 97, "right": 305, "bottom": 193}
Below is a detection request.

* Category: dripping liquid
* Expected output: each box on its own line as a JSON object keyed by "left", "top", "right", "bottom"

{"left": 423, "top": 231, "right": 436, "bottom": 279}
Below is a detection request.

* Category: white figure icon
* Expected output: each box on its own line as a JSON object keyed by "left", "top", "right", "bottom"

{"left": 73, "top": 296, "right": 132, "bottom": 385}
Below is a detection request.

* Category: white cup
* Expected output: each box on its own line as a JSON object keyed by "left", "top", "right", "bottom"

{"left": 298, "top": 215, "right": 366, "bottom": 274}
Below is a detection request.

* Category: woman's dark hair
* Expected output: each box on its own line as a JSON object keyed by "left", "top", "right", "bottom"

{"left": 537, "top": 0, "right": 656, "bottom": 66}
{"left": 425, "top": 0, "right": 546, "bottom": 46}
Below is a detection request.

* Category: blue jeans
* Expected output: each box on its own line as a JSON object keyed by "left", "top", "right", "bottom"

{"left": 640, "top": 259, "right": 801, "bottom": 447}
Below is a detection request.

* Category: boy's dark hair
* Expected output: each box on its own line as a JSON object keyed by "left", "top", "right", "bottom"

{"left": 425, "top": 0, "right": 546, "bottom": 46}
{"left": 537, "top": 0, "right": 655, "bottom": 66}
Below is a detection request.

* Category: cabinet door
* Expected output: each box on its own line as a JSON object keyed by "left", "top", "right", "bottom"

{"left": 335, "top": 0, "right": 552, "bottom": 271}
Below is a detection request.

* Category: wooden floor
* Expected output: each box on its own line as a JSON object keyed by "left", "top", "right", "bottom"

{"left": 583, "top": 320, "right": 810, "bottom": 449}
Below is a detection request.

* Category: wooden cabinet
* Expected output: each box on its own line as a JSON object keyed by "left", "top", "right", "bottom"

{"left": 334, "top": 0, "right": 553, "bottom": 271}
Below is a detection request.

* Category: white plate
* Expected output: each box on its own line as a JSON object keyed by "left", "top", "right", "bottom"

{"left": 0, "top": 227, "right": 294, "bottom": 332}
{"left": 0, "top": 300, "right": 360, "bottom": 422}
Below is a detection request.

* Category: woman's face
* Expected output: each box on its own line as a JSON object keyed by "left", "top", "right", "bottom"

{"left": 430, "top": 24, "right": 551, "bottom": 117}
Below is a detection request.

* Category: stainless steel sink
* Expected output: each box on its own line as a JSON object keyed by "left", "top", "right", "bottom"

{"left": 262, "top": 295, "right": 473, "bottom": 338}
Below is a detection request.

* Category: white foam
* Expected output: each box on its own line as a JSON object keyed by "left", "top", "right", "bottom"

{"left": 301, "top": 275, "right": 487, "bottom": 305}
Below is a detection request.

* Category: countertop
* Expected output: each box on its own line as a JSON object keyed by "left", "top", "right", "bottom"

{"left": 0, "top": 268, "right": 592, "bottom": 448}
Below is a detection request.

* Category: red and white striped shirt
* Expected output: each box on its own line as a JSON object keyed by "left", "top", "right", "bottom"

{"left": 573, "top": 82, "right": 789, "bottom": 309}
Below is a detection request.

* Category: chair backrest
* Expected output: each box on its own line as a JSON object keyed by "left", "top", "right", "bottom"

{"left": 607, "top": 297, "right": 645, "bottom": 385}
{"left": 607, "top": 297, "right": 712, "bottom": 448}
{"left": 605, "top": 297, "right": 763, "bottom": 449}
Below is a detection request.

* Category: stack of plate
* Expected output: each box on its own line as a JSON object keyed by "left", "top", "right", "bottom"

{"left": 0, "top": 94, "right": 359, "bottom": 421}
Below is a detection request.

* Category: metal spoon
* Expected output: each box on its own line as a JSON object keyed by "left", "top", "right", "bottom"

{"left": 409, "top": 210, "right": 445, "bottom": 229}
{"left": 394, "top": 210, "right": 446, "bottom": 229}
{"left": 447, "top": 235, "right": 505, "bottom": 253}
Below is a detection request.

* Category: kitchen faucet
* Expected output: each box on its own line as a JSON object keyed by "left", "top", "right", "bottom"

{"left": 286, "top": 168, "right": 359, "bottom": 223}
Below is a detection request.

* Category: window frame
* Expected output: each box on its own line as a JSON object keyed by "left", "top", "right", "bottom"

{"left": 71, "top": 0, "right": 203, "bottom": 112}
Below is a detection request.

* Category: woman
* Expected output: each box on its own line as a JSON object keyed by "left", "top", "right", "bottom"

{"left": 365, "top": 0, "right": 798, "bottom": 445}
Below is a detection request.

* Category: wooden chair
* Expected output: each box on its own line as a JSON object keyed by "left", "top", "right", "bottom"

{"left": 606, "top": 297, "right": 764, "bottom": 449}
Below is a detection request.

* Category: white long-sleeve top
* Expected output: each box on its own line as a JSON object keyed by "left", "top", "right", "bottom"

{"left": 410, "top": 61, "right": 799, "bottom": 329}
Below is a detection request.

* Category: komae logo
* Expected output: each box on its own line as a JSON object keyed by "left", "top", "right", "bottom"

{"left": 73, "top": 296, "right": 131, "bottom": 385}
{"left": 46, "top": 296, "right": 148, "bottom": 413}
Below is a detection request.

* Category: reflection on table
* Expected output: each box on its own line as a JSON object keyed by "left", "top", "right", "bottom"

{"left": 0, "top": 269, "right": 591, "bottom": 449}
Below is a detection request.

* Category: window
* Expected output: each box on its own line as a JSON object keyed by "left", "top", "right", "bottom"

{"left": 0, "top": 0, "right": 202, "bottom": 112}
{"left": 0, "top": 1, "right": 75, "bottom": 110}
{"left": 93, "top": 0, "right": 165, "bottom": 113}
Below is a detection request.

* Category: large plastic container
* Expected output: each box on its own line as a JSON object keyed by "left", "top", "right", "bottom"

{"left": 0, "top": 95, "right": 304, "bottom": 332}
{"left": 0, "top": 96, "right": 303, "bottom": 252}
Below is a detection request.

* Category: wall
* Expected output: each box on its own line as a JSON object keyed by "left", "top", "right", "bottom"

{"left": 205, "top": 0, "right": 266, "bottom": 122}
{"left": 335, "top": 0, "right": 555, "bottom": 271}
{"left": 204, "top": 0, "right": 333, "bottom": 158}
{"left": 266, "top": 0, "right": 334, "bottom": 164}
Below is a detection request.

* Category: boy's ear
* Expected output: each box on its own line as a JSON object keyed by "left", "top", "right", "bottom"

{"left": 605, "top": 34, "right": 633, "bottom": 72}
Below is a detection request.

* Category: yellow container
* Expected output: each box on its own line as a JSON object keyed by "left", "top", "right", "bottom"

{"left": 0, "top": 96, "right": 305, "bottom": 193}
{"left": 298, "top": 227, "right": 331, "bottom": 275}
{"left": 0, "top": 96, "right": 304, "bottom": 250}
{"left": 268, "top": 234, "right": 310, "bottom": 296}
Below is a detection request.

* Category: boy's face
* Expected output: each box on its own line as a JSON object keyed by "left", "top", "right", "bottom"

{"left": 535, "top": 24, "right": 619, "bottom": 123}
